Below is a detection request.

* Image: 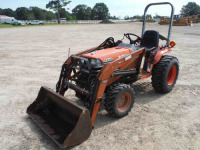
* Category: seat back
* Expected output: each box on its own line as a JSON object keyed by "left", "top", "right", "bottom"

{"left": 141, "top": 30, "right": 159, "bottom": 48}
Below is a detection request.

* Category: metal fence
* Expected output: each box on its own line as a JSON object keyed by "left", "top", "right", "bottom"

{"left": 19, "top": 20, "right": 133, "bottom": 24}
{"left": 21, "top": 20, "right": 102, "bottom": 24}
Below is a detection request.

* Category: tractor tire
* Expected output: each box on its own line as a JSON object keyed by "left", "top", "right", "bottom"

{"left": 104, "top": 83, "right": 135, "bottom": 118}
{"left": 152, "top": 55, "right": 179, "bottom": 93}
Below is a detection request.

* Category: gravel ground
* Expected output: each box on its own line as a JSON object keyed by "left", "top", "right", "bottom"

{"left": 0, "top": 23, "right": 200, "bottom": 150}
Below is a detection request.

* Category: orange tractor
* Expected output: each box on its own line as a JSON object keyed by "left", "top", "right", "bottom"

{"left": 27, "top": 2, "right": 179, "bottom": 149}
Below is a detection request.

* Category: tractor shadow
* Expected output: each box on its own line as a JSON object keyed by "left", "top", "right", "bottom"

{"left": 94, "top": 80, "right": 165, "bottom": 129}
{"left": 132, "top": 80, "right": 165, "bottom": 104}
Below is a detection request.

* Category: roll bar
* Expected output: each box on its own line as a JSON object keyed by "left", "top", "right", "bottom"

{"left": 142, "top": 2, "right": 175, "bottom": 46}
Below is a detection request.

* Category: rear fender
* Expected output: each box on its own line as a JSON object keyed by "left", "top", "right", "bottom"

{"left": 141, "top": 47, "right": 171, "bottom": 80}
{"left": 153, "top": 47, "right": 171, "bottom": 64}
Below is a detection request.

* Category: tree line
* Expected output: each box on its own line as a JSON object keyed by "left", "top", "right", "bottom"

{"left": 0, "top": 7, "right": 57, "bottom": 20}
{"left": 124, "top": 14, "right": 154, "bottom": 20}
{"left": 123, "top": 2, "right": 200, "bottom": 20}
{"left": 181, "top": 2, "right": 200, "bottom": 17}
{"left": 0, "top": 2, "right": 117, "bottom": 21}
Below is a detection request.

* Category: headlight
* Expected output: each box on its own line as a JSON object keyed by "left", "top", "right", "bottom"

{"left": 90, "top": 59, "right": 103, "bottom": 68}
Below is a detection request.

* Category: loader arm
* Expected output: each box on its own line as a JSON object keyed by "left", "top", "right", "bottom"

{"left": 56, "top": 37, "right": 118, "bottom": 95}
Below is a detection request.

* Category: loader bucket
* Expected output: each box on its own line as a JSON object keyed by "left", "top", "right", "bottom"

{"left": 27, "top": 86, "right": 92, "bottom": 149}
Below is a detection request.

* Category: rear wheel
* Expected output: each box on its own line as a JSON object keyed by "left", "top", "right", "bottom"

{"left": 152, "top": 55, "right": 179, "bottom": 93}
{"left": 104, "top": 83, "right": 135, "bottom": 118}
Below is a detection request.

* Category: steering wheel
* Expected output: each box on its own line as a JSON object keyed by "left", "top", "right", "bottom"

{"left": 124, "top": 33, "right": 142, "bottom": 45}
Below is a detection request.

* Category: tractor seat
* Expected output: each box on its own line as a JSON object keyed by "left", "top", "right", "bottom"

{"left": 141, "top": 30, "right": 159, "bottom": 51}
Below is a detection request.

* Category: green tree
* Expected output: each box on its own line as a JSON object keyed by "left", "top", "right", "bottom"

{"left": 72, "top": 4, "right": 91, "bottom": 20}
{"left": 146, "top": 14, "right": 152, "bottom": 19}
{"left": 109, "top": 15, "right": 118, "bottom": 19}
{"left": 66, "top": 15, "right": 76, "bottom": 20}
{"left": 15, "top": 7, "right": 30, "bottom": 20}
{"left": 2, "top": 8, "right": 16, "bottom": 17}
{"left": 45, "top": 11, "right": 57, "bottom": 20}
{"left": 59, "top": 8, "right": 68, "bottom": 18}
{"left": 91, "top": 3, "right": 109, "bottom": 20}
{"left": 181, "top": 2, "right": 200, "bottom": 17}
{"left": 133, "top": 15, "right": 142, "bottom": 19}
{"left": 29, "top": 7, "right": 45, "bottom": 20}
{"left": 124, "top": 16, "right": 130, "bottom": 20}
{"left": 28, "top": 12, "right": 36, "bottom": 20}
{"left": 46, "top": 0, "right": 71, "bottom": 23}
{"left": 0, "top": 8, "right": 3, "bottom": 15}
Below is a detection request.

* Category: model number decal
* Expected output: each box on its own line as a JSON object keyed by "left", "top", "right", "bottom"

{"left": 118, "top": 54, "right": 129, "bottom": 59}
{"left": 125, "top": 55, "right": 131, "bottom": 61}
{"left": 105, "top": 58, "right": 113, "bottom": 63}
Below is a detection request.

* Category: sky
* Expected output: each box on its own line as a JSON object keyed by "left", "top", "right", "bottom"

{"left": 0, "top": 0, "right": 200, "bottom": 18}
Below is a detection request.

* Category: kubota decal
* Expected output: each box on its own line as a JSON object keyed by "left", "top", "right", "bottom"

{"left": 118, "top": 54, "right": 129, "bottom": 59}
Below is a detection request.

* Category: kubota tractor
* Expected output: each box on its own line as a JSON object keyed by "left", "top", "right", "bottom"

{"left": 27, "top": 2, "right": 179, "bottom": 149}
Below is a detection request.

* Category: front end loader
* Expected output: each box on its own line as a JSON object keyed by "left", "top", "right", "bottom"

{"left": 27, "top": 2, "right": 179, "bottom": 148}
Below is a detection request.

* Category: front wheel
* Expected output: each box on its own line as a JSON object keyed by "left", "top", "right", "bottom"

{"left": 104, "top": 83, "right": 135, "bottom": 118}
{"left": 152, "top": 55, "right": 179, "bottom": 93}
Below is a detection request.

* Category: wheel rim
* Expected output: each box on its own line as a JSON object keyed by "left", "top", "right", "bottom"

{"left": 167, "top": 65, "right": 177, "bottom": 85}
{"left": 117, "top": 92, "right": 131, "bottom": 112}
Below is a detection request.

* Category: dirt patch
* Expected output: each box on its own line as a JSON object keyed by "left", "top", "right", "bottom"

{"left": 0, "top": 54, "right": 9, "bottom": 58}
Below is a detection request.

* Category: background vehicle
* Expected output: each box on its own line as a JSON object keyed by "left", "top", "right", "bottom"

{"left": 0, "top": 17, "right": 17, "bottom": 24}
{"left": 11, "top": 20, "right": 25, "bottom": 26}
{"left": 27, "top": 2, "right": 179, "bottom": 149}
{"left": 26, "top": 20, "right": 45, "bottom": 25}
{"left": 159, "top": 15, "right": 196, "bottom": 26}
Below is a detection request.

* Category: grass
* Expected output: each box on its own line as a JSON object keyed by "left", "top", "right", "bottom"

{"left": 0, "top": 23, "right": 94, "bottom": 29}
{"left": 0, "top": 23, "right": 14, "bottom": 28}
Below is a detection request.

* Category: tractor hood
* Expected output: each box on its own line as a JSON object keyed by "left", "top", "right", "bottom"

{"left": 82, "top": 47, "right": 132, "bottom": 63}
